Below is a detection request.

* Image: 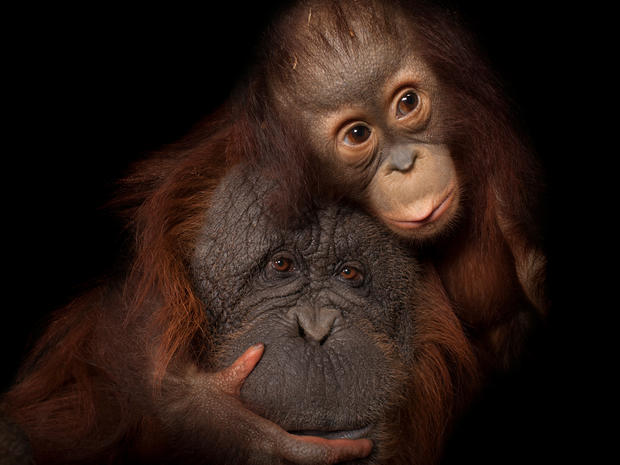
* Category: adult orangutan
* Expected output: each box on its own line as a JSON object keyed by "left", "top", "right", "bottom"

{"left": 2, "top": 165, "right": 477, "bottom": 464}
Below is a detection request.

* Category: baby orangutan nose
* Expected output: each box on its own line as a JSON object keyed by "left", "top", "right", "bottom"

{"left": 286, "top": 306, "right": 342, "bottom": 345}
{"left": 388, "top": 146, "right": 419, "bottom": 173}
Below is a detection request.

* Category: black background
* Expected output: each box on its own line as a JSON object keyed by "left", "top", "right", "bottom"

{"left": 3, "top": 1, "right": 603, "bottom": 463}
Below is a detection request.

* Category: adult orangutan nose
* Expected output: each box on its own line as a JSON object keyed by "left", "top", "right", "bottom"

{"left": 287, "top": 306, "right": 342, "bottom": 345}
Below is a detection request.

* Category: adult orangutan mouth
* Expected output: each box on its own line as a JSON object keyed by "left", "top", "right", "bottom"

{"left": 290, "top": 424, "right": 373, "bottom": 440}
{"left": 384, "top": 187, "right": 455, "bottom": 229}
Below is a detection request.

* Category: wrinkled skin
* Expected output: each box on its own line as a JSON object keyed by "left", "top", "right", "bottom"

{"left": 151, "top": 168, "right": 420, "bottom": 464}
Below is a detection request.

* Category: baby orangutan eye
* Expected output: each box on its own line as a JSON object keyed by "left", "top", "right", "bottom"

{"left": 343, "top": 124, "right": 372, "bottom": 146}
{"left": 396, "top": 90, "right": 420, "bottom": 117}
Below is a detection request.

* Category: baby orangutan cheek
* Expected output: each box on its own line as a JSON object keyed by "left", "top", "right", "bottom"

{"left": 367, "top": 143, "right": 459, "bottom": 239}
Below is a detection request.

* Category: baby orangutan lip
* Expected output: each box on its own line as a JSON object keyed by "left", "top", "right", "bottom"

{"left": 290, "top": 424, "right": 373, "bottom": 440}
{"left": 384, "top": 187, "right": 455, "bottom": 229}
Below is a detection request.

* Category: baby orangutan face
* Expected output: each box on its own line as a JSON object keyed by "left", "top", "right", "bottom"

{"left": 270, "top": 1, "right": 460, "bottom": 240}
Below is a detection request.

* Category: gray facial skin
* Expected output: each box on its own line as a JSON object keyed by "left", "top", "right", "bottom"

{"left": 191, "top": 167, "right": 419, "bottom": 455}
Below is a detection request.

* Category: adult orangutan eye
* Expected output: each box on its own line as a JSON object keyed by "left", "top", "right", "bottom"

{"left": 343, "top": 124, "right": 372, "bottom": 146}
{"left": 396, "top": 90, "right": 420, "bottom": 117}
{"left": 271, "top": 256, "right": 294, "bottom": 272}
{"left": 337, "top": 264, "right": 364, "bottom": 284}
